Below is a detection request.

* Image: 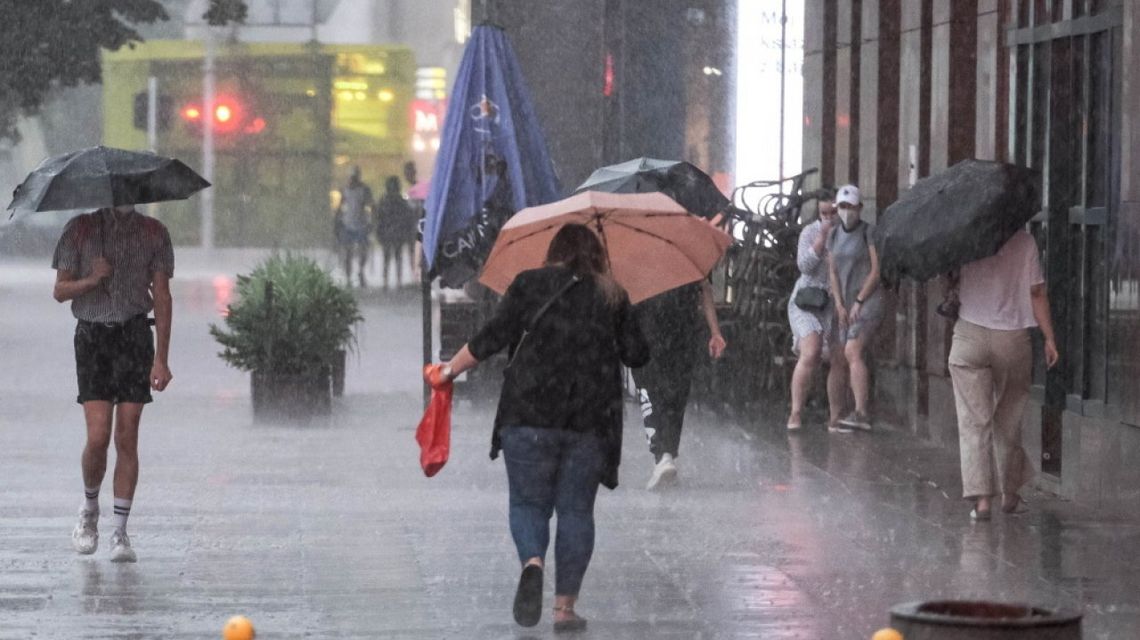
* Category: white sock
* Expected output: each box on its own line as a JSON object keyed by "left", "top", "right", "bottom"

{"left": 112, "top": 498, "right": 132, "bottom": 533}
{"left": 84, "top": 485, "right": 100, "bottom": 512}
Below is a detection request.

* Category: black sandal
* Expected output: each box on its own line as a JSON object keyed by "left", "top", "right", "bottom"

{"left": 513, "top": 564, "right": 543, "bottom": 627}
{"left": 553, "top": 605, "right": 588, "bottom": 633}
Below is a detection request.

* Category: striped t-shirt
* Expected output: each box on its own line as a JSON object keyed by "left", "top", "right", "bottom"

{"left": 51, "top": 208, "right": 175, "bottom": 323}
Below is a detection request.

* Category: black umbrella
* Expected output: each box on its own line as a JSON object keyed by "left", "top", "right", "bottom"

{"left": 876, "top": 159, "right": 1040, "bottom": 284}
{"left": 7, "top": 145, "right": 210, "bottom": 217}
{"left": 574, "top": 157, "right": 730, "bottom": 219}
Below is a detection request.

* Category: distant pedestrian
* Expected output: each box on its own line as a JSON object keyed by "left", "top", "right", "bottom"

{"left": 425, "top": 223, "right": 649, "bottom": 632}
{"left": 786, "top": 200, "right": 840, "bottom": 431}
{"left": 635, "top": 278, "right": 727, "bottom": 490}
{"left": 334, "top": 166, "right": 374, "bottom": 288}
{"left": 826, "top": 184, "right": 882, "bottom": 431}
{"left": 949, "top": 229, "right": 1058, "bottom": 521}
{"left": 403, "top": 161, "right": 427, "bottom": 280}
{"left": 374, "top": 175, "right": 415, "bottom": 290}
{"left": 52, "top": 205, "right": 175, "bottom": 563}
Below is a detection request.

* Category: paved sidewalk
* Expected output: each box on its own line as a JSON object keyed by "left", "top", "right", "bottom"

{"left": 0, "top": 252, "right": 1138, "bottom": 638}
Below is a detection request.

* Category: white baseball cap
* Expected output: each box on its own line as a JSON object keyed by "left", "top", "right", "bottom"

{"left": 835, "top": 184, "right": 862, "bottom": 207}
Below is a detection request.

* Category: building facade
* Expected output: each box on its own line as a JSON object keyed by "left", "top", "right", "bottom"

{"left": 802, "top": 0, "right": 1140, "bottom": 505}
{"left": 480, "top": 0, "right": 736, "bottom": 192}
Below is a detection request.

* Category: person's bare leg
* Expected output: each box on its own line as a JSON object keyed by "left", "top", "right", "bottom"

{"left": 357, "top": 244, "right": 368, "bottom": 288}
{"left": 382, "top": 246, "right": 392, "bottom": 290}
{"left": 553, "top": 594, "right": 579, "bottom": 623}
{"left": 112, "top": 403, "right": 144, "bottom": 500}
{"left": 845, "top": 335, "right": 871, "bottom": 415}
{"left": 826, "top": 348, "right": 849, "bottom": 427}
{"left": 81, "top": 401, "right": 114, "bottom": 490}
{"left": 788, "top": 333, "right": 822, "bottom": 427}
{"left": 394, "top": 245, "right": 404, "bottom": 287}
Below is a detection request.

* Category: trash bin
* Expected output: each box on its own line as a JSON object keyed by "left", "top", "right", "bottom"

{"left": 889, "top": 601, "right": 1081, "bottom": 640}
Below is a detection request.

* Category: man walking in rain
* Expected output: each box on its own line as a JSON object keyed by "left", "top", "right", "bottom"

{"left": 335, "top": 166, "right": 375, "bottom": 288}
{"left": 637, "top": 280, "right": 726, "bottom": 489}
{"left": 52, "top": 205, "right": 175, "bottom": 563}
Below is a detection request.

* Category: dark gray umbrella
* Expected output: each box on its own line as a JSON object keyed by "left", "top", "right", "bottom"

{"left": 876, "top": 159, "right": 1040, "bottom": 284}
{"left": 7, "top": 146, "right": 210, "bottom": 217}
{"left": 574, "top": 157, "right": 730, "bottom": 219}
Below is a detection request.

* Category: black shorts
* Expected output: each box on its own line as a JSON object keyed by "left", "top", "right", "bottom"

{"left": 74, "top": 318, "right": 154, "bottom": 405}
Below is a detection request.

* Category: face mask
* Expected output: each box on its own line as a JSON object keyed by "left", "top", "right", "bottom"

{"left": 838, "top": 209, "right": 852, "bottom": 227}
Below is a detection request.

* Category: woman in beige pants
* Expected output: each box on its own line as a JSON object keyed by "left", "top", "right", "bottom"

{"left": 948, "top": 230, "right": 1059, "bottom": 521}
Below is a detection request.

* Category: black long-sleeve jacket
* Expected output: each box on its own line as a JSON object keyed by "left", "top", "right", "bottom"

{"left": 469, "top": 265, "right": 650, "bottom": 489}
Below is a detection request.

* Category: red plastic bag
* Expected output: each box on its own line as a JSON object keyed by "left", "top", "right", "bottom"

{"left": 416, "top": 365, "right": 453, "bottom": 477}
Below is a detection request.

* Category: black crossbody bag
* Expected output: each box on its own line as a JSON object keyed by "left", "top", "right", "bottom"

{"left": 794, "top": 286, "right": 829, "bottom": 311}
{"left": 506, "top": 275, "right": 581, "bottom": 369}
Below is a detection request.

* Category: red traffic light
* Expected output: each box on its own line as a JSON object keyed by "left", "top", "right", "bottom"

{"left": 178, "top": 96, "right": 263, "bottom": 135}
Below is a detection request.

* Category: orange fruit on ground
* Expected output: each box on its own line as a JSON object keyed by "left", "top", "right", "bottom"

{"left": 223, "top": 615, "right": 255, "bottom": 640}
{"left": 871, "top": 629, "right": 903, "bottom": 640}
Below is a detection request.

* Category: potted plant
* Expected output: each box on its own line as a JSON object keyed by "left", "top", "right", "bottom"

{"left": 210, "top": 254, "right": 362, "bottom": 421}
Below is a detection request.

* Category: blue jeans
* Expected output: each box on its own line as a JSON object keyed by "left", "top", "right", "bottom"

{"left": 500, "top": 426, "right": 604, "bottom": 596}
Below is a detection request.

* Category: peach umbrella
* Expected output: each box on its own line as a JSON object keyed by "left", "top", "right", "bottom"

{"left": 479, "top": 191, "right": 732, "bottom": 304}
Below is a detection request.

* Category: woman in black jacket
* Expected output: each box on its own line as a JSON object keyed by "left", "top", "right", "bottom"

{"left": 428, "top": 224, "right": 649, "bottom": 632}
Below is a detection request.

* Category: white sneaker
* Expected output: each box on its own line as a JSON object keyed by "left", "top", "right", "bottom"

{"left": 838, "top": 412, "right": 873, "bottom": 431}
{"left": 71, "top": 508, "right": 99, "bottom": 555}
{"left": 646, "top": 453, "right": 678, "bottom": 490}
{"left": 109, "top": 529, "right": 137, "bottom": 563}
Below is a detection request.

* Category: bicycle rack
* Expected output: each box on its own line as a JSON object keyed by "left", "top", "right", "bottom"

{"left": 693, "top": 169, "right": 832, "bottom": 415}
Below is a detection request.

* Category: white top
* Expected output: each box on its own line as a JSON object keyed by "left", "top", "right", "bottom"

{"left": 958, "top": 229, "right": 1044, "bottom": 331}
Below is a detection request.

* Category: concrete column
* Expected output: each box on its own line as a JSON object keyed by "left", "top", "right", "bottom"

{"left": 895, "top": 0, "right": 927, "bottom": 416}
{"left": 834, "top": 0, "right": 853, "bottom": 186}
{"left": 859, "top": 0, "right": 880, "bottom": 220}
{"left": 975, "top": 0, "right": 1000, "bottom": 160}
{"left": 802, "top": 0, "right": 826, "bottom": 193}
{"left": 929, "top": 0, "right": 951, "bottom": 171}
{"left": 897, "top": 1, "right": 923, "bottom": 195}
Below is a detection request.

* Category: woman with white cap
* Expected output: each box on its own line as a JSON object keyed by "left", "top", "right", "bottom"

{"left": 826, "top": 184, "right": 882, "bottom": 431}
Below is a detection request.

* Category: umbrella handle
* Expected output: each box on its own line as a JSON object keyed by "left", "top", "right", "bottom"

{"left": 98, "top": 214, "right": 111, "bottom": 294}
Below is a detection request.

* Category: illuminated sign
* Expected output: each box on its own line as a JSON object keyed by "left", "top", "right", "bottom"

{"left": 411, "top": 99, "right": 446, "bottom": 133}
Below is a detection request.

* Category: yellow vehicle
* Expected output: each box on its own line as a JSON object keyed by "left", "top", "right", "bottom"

{"left": 102, "top": 41, "right": 415, "bottom": 247}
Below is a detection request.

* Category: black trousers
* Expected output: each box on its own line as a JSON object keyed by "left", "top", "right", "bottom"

{"left": 632, "top": 346, "right": 696, "bottom": 461}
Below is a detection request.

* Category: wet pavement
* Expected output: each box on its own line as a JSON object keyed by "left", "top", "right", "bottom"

{"left": 1, "top": 249, "right": 1139, "bottom": 639}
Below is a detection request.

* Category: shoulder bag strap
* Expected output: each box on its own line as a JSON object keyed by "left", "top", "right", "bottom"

{"left": 526, "top": 274, "right": 581, "bottom": 331}
{"left": 508, "top": 274, "right": 582, "bottom": 367}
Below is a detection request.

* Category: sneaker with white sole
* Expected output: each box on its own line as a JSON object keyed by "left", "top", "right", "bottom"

{"left": 646, "top": 453, "right": 678, "bottom": 490}
{"left": 109, "top": 529, "right": 137, "bottom": 563}
{"left": 838, "top": 412, "right": 872, "bottom": 431}
{"left": 71, "top": 508, "right": 99, "bottom": 555}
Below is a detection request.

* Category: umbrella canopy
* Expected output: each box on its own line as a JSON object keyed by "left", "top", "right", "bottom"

{"left": 422, "top": 25, "right": 561, "bottom": 273}
{"left": 7, "top": 146, "right": 210, "bottom": 217}
{"left": 479, "top": 191, "right": 732, "bottom": 304}
{"left": 575, "top": 157, "right": 730, "bottom": 219}
{"left": 876, "top": 159, "right": 1040, "bottom": 284}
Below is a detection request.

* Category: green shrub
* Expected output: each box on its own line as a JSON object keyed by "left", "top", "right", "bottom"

{"left": 210, "top": 254, "right": 362, "bottom": 374}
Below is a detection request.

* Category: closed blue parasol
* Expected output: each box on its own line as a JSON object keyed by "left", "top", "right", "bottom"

{"left": 422, "top": 24, "right": 561, "bottom": 285}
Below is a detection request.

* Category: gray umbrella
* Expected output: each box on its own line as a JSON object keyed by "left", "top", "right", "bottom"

{"left": 875, "top": 159, "right": 1040, "bottom": 285}
{"left": 7, "top": 146, "right": 210, "bottom": 217}
{"left": 575, "top": 157, "right": 730, "bottom": 219}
